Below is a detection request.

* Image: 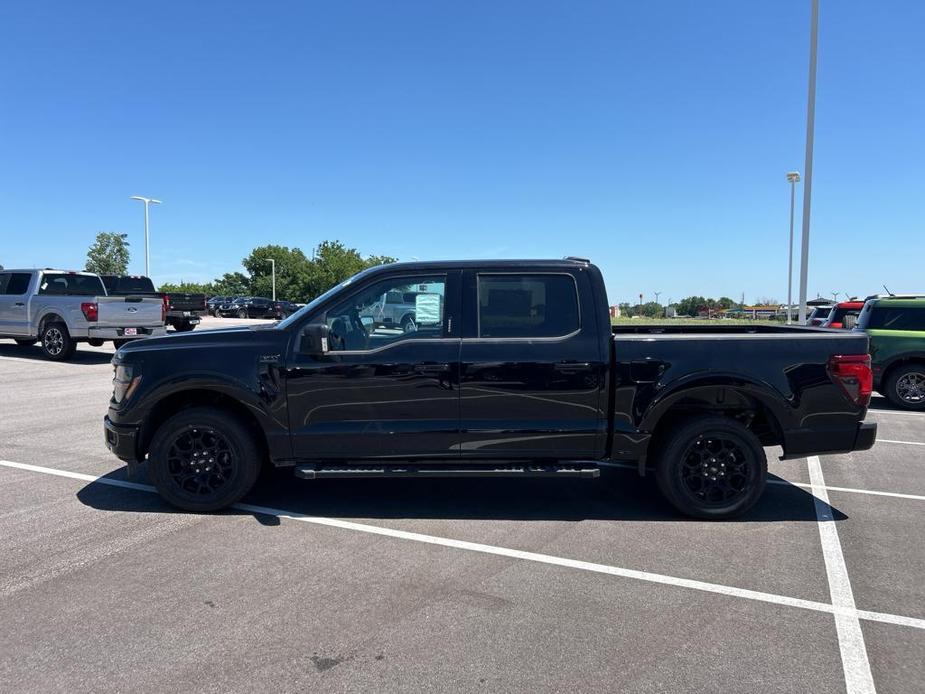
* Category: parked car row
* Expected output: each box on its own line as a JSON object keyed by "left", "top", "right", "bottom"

{"left": 207, "top": 296, "right": 298, "bottom": 319}
{"left": 809, "top": 294, "right": 925, "bottom": 410}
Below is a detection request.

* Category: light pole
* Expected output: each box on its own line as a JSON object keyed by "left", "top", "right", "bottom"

{"left": 129, "top": 196, "right": 162, "bottom": 277}
{"left": 797, "top": 0, "right": 819, "bottom": 324}
{"left": 268, "top": 258, "right": 276, "bottom": 301}
{"left": 786, "top": 171, "right": 801, "bottom": 324}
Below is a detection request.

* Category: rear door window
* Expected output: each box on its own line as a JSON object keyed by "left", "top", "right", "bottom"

{"left": 477, "top": 274, "right": 579, "bottom": 338}
{"left": 38, "top": 273, "right": 105, "bottom": 296}
{"left": 0, "top": 273, "right": 32, "bottom": 294}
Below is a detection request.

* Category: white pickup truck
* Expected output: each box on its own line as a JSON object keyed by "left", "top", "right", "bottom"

{"left": 0, "top": 269, "right": 167, "bottom": 360}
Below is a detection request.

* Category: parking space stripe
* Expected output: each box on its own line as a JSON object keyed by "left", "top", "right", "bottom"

{"left": 768, "top": 479, "right": 925, "bottom": 502}
{"left": 807, "top": 456, "right": 876, "bottom": 694}
{"left": 877, "top": 438, "right": 925, "bottom": 447}
{"left": 3, "top": 457, "right": 925, "bottom": 637}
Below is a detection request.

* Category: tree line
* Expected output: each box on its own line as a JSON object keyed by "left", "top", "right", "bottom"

{"left": 619, "top": 295, "right": 779, "bottom": 318}
{"left": 159, "top": 241, "right": 395, "bottom": 301}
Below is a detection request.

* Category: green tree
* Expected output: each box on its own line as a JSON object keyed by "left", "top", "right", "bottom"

{"left": 86, "top": 232, "right": 130, "bottom": 275}
{"left": 159, "top": 281, "right": 214, "bottom": 294}
{"left": 211, "top": 272, "right": 251, "bottom": 296}
{"left": 304, "top": 241, "right": 396, "bottom": 300}
{"left": 242, "top": 245, "right": 313, "bottom": 302}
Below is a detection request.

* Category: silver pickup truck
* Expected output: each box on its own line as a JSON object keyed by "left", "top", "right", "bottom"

{"left": 0, "top": 269, "right": 167, "bottom": 360}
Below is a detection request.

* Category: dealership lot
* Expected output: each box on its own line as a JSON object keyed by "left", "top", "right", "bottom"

{"left": 1, "top": 319, "right": 924, "bottom": 692}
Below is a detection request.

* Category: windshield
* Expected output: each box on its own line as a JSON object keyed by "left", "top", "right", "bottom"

{"left": 276, "top": 266, "right": 378, "bottom": 330}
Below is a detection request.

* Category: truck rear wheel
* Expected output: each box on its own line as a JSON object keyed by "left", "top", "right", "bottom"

{"left": 40, "top": 322, "right": 76, "bottom": 361}
{"left": 173, "top": 320, "right": 195, "bottom": 332}
{"left": 148, "top": 407, "right": 261, "bottom": 512}
{"left": 654, "top": 416, "right": 766, "bottom": 519}
{"left": 884, "top": 364, "right": 925, "bottom": 410}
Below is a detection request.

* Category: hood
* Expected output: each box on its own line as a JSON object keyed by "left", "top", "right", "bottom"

{"left": 114, "top": 324, "right": 282, "bottom": 360}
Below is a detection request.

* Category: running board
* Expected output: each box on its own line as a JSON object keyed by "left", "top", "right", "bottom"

{"left": 294, "top": 464, "right": 600, "bottom": 480}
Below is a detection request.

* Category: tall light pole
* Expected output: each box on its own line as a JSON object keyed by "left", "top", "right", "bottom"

{"left": 129, "top": 196, "right": 161, "bottom": 277}
{"left": 268, "top": 258, "right": 276, "bottom": 301}
{"left": 797, "top": 0, "right": 819, "bottom": 323}
{"left": 786, "top": 171, "right": 801, "bottom": 324}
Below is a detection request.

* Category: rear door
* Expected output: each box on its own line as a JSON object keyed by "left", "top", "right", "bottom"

{"left": 458, "top": 268, "right": 607, "bottom": 459}
{"left": 0, "top": 272, "right": 35, "bottom": 335}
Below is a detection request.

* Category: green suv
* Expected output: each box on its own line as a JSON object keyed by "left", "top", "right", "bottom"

{"left": 856, "top": 296, "right": 925, "bottom": 410}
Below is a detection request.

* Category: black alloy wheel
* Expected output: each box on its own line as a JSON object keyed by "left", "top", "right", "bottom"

{"left": 654, "top": 416, "right": 767, "bottom": 519}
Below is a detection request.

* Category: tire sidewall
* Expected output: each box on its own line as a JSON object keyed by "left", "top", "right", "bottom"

{"left": 886, "top": 365, "right": 925, "bottom": 411}
{"left": 149, "top": 409, "right": 261, "bottom": 512}
{"left": 41, "top": 322, "right": 74, "bottom": 360}
{"left": 655, "top": 417, "right": 767, "bottom": 519}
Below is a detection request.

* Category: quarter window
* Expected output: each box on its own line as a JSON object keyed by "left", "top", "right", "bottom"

{"left": 868, "top": 307, "right": 925, "bottom": 331}
{"left": 477, "top": 274, "right": 579, "bottom": 338}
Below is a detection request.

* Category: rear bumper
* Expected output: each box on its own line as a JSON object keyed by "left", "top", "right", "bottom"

{"left": 88, "top": 325, "right": 167, "bottom": 340}
{"left": 781, "top": 421, "right": 877, "bottom": 460}
{"left": 104, "top": 416, "right": 142, "bottom": 463}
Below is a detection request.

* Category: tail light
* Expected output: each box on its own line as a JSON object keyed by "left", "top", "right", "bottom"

{"left": 80, "top": 302, "right": 98, "bottom": 322}
{"left": 828, "top": 354, "right": 872, "bottom": 407}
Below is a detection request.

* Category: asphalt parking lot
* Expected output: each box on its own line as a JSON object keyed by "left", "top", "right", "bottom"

{"left": 1, "top": 317, "right": 923, "bottom": 693}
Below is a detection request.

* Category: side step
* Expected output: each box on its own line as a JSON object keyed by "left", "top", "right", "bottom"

{"left": 294, "top": 464, "right": 600, "bottom": 480}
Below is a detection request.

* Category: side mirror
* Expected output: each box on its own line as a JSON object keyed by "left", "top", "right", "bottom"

{"left": 300, "top": 323, "right": 330, "bottom": 355}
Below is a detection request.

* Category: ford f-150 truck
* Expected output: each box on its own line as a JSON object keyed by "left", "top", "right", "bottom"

{"left": 104, "top": 258, "right": 876, "bottom": 518}
{"left": 0, "top": 269, "right": 167, "bottom": 360}
{"left": 100, "top": 275, "right": 207, "bottom": 332}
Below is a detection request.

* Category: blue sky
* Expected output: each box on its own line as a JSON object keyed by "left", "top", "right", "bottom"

{"left": 1, "top": 1, "right": 922, "bottom": 304}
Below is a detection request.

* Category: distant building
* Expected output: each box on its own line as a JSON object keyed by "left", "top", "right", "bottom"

{"left": 609, "top": 305, "right": 621, "bottom": 318}
{"left": 720, "top": 305, "right": 781, "bottom": 319}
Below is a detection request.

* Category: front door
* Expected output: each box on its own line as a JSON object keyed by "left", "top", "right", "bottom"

{"left": 458, "top": 269, "right": 606, "bottom": 459}
{"left": 285, "top": 271, "right": 461, "bottom": 460}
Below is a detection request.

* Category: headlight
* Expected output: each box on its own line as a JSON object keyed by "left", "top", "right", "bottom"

{"left": 112, "top": 363, "right": 140, "bottom": 404}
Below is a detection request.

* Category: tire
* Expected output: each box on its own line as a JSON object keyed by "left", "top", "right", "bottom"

{"left": 238, "top": 309, "right": 248, "bottom": 319}
{"left": 14, "top": 338, "right": 37, "bottom": 346}
{"left": 88, "top": 338, "right": 104, "bottom": 347}
{"left": 885, "top": 363, "right": 925, "bottom": 411}
{"left": 148, "top": 407, "right": 262, "bottom": 512}
{"left": 400, "top": 314, "right": 416, "bottom": 333}
{"left": 654, "top": 416, "right": 767, "bottom": 520}
{"left": 40, "top": 322, "right": 76, "bottom": 361}
{"left": 173, "top": 320, "right": 195, "bottom": 332}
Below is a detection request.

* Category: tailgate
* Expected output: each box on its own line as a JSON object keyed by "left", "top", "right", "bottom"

{"left": 166, "top": 293, "right": 206, "bottom": 311}
{"left": 96, "top": 296, "right": 164, "bottom": 326}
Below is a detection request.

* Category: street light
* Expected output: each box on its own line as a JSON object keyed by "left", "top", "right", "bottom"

{"left": 268, "top": 258, "right": 276, "bottom": 301}
{"left": 786, "top": 171, "right": 801, "bottom": 324}
{"left": 797, "top": 0, "right": 820, "bottom": 323}
{"left": 129, "top": 196, "right": 162, "bottom": 277}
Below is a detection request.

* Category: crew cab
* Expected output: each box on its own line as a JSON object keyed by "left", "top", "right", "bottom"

{"left": 104, "top": 259, "right": 876, "bottom": 518}
{"left": 0, "top": 269, "right": 166, "bottom": 359}
{"left": 100, "top": 275, "right": 207, "bottom": 332}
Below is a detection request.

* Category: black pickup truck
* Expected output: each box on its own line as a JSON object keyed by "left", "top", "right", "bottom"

{"left": 101, "top": 275, "right": 207, "bottom": 332}
{"left": 104, "top": 258, "right": 876, "bottom": 518}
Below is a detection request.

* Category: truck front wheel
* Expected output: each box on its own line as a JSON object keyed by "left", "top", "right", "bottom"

{"left": 148, "top": 407, "right": 262, "bottom": 512}
{"left": 654, "top": 416, "right": 766, "bottom": 519}
{"left": 40, "top": 322, "right": 76, "bottom": 361}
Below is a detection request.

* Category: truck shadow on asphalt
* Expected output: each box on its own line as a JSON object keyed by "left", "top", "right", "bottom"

{"left": 0, "top": 343, "right": 114, "bottom": 365}
{"left": 76, "top": 467, "right": 844, "bottom": 524}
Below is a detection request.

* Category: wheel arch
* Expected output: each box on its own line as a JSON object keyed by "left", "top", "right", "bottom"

{"left": 138, "top": 388, "right": 271, "bottom": 464}
{"left": 880, "top": 353, "right": 925, "bottom": 387}
{"left": 639, "top": 377, "right": 787, "bottom": 472}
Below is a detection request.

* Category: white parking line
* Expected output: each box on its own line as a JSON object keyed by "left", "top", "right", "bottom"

{"left": 807, "top": 456, "right": 875, "bottom": 694}
{"left": 877, "top": 438, "right": 925, "bottom": 447}
{"left": 3, "top": 458, "right": 925, "bottom": 637}
{"left": 768, "top": 479, "right": 925, "bottom": 502}
{"left": 867, "top": 408, "right": 925, "bottom": 418}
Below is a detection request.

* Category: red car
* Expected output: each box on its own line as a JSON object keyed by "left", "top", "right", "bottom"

{"left": 821, "top": 300, "right": 865, "bottom": 329}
